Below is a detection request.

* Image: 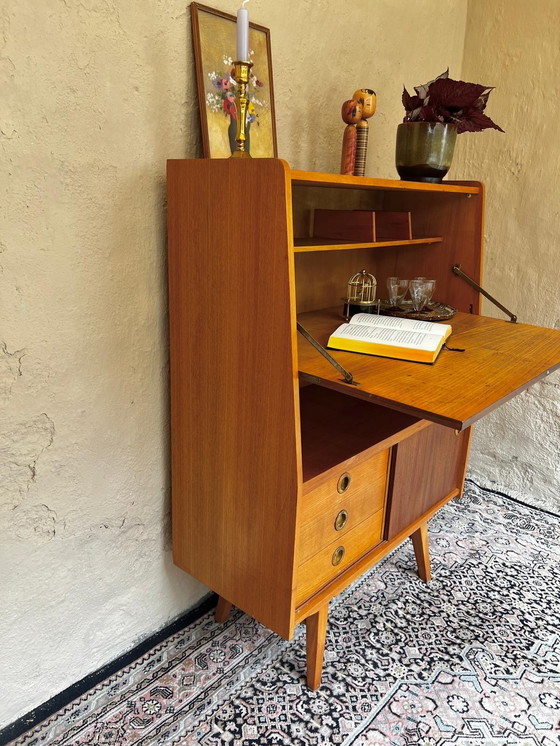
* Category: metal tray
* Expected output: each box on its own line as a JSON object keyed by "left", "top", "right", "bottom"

{"left": 378, "top": 300, "right": 457, "bottom": 321}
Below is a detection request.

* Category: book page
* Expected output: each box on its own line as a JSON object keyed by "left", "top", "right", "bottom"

{"left": 332, "top": 323, "right": 444, "bottom": 351}
{"left": 351, "top": 313, "right": 449, "bottom": 338}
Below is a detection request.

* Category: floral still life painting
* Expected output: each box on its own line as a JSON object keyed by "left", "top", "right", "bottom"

{"left": 191, "top": 3, "right": 277, "bottom": 158}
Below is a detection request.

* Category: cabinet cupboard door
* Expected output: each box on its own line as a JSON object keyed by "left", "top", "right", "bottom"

{"left": 386, "top": 424, "right": 470, "bottom": 539}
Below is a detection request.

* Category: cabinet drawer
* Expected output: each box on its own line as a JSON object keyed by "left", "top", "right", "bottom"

{"left": 298, "top": 449, "right": 389, "bottom": 563}
{"left": 295, "top": 510, "right": 384, "bottom": 606}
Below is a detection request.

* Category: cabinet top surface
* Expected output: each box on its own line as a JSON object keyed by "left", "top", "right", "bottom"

{"left": 167, "top": 158, "right": 482, "bottom": 195}
{"left": 298, "top": 309, "right": 560, "bottom": 430}
{"left": 289, "top": 167, "right": 481, "bottom": 194}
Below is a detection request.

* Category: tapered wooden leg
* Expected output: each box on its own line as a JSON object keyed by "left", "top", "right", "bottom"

{"left": 215, "top": 596, "right": 233, "bottom": 623}
{"left": 305, "top": 604, "right": 329, "bottom": 690}
{"left": 411, "top": 522, "right": 431, "bottom": 582}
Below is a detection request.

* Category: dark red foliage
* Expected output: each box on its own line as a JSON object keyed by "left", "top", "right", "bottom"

{"left": 417, "top": 105, "right": 440, "bottom": 122}
{"left": 402, "top": 71, "right": 503, "bottom": 134}
{"left": 456, "top": 109, "right": 504, "bottom": 134}
{"left": 402, "top": 87, "right": 422, "bottom": 113}
{"left": 428, "top": 78, "right": 489, "bottom": 109}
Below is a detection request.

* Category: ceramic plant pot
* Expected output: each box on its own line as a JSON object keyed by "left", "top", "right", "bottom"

{"left": 395, "top": 122, "right": 457, "bottom": 183}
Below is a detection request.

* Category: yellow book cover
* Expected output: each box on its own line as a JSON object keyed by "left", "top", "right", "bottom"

{"left": 328, "top": 313, "right": 452, "bottom": 364}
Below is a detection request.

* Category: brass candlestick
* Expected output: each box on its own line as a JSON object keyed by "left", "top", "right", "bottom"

{"left": 231, "top": 60, "right": 253, "bottom": 158}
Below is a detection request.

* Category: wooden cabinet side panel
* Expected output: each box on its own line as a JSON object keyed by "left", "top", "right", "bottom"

{"left": 386, "top": 424, "right": 471, "bottom": 539}
{"left": 167, "top": 159, "right": 300, "bottom": 638}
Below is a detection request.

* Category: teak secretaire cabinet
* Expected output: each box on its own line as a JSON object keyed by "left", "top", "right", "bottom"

{"left": 167, "top": 158, "right": 560, "bottom": 688}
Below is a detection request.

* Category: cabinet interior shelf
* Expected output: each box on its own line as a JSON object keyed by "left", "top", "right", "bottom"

{"left": 300, "top": 385, "right": 422, "bottom": 484}
{"left": 293, "top": 236, "right": 443, "bottom": 253}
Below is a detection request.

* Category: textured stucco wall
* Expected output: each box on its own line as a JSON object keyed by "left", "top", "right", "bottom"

{"left": 452, "top": 0, "right": 560, "bottom": 510}
{"left": 0, "top": 0, "right": 467, "bottom": 727}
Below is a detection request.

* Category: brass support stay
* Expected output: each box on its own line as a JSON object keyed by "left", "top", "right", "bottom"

{"left": 297, "top": 322, "right": 359, "bottom": 386}
{"left": 452, "top": 264, "right": 517, "bottom": 323}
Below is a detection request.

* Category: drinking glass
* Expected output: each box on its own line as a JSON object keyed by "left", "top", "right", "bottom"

{"left": 409, "top": 279, "right": 430, "bottom": 312}
{"left": 423, "top": 279, "right": 436, "bottom": 305}
{"left": 386, "top": 277, "right": 409, "bottom": 308}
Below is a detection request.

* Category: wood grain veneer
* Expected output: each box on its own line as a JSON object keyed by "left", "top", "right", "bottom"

{"left": 411, "top": 524, "right": 431, "bottom": 583}
{"left": 297, "top": 308, "right": 560, "bottom": 430}
{"left": 298, "top": 449, "right": 389, "bottom": 563}
{"left": 214, "top": 597, "right": 233, "bottom": 623}
{"left": 299, "top": 384, "right": 424, "bottom": 481}
{"left": 292, "top": 180, "right": 483, "bottom": 315}
{"left": 296, "top": 510, "right": 384, "bottom": 606}
{"left": 167, "top": 158, "right": 300, "bottom": 638}
{"left": 305, "top": 606, "right": 328, "bottom": 690}
{"left": 386, "top": 423, "right": 470, "bottom": 539}
{"left": 290, "top": 169, "right": 481, "bottom": 194}
{"left": 293, "top": 237, "right": 442, "bottom": 252}
{"left": 167, "top": 158, "right": 560, "bottom": 689}
{"left": 294, "top": 486, "right": 460, "bottom": 625}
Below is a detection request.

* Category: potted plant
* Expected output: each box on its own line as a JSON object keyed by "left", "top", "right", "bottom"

{"left": 396, "top": 70, "right": 503, "bottom": 182}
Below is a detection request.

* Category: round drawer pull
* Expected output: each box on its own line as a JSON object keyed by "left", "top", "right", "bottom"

{"left": 337, "top": 472, "right": 351, "bottom": 493}
{"left": 334, "top": 510, "right": 348, "bottom": 531}
{"left": 332, "top": 546, "right": 345, "bottom": 566}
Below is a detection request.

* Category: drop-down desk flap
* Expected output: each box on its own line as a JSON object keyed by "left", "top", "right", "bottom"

{"left": 297, "top": 308, "right": 560, "bottom": 431}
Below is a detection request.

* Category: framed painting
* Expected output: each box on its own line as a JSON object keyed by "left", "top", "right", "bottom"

{"left": 191, "top": 2, "right": 277, "bottom": 158}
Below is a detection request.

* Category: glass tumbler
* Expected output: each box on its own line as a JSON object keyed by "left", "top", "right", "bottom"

{"left": 423, "top": 279, "right": 436, "bottom": 306}
{"left": 409, "top": 279, "right": 429, "bottom": 312}
{"left": 386, "top": 277, "right": 409, "bottom": 308}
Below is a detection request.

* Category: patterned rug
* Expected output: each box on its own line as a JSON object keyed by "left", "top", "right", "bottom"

{"left": 7, "top": 482, "right": 560, "bottom": 746}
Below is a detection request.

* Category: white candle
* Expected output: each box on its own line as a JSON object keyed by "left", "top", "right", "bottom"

{"left": 236, "top": 0, "right": 249, "bottom": 61}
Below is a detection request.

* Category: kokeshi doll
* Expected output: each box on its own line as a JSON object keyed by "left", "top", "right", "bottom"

{"left": 340, "top": 99, "right": 363, "bottom": 175}
{"left": 352, "top": 88, "right": 377, "bottom": 176}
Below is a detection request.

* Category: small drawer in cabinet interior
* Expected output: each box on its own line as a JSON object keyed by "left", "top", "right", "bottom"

{"left": 298, "top": 449, "right": 389, "bottom": 564}
{"left": 295, "top": 510, "right": 384, "bottom": 606}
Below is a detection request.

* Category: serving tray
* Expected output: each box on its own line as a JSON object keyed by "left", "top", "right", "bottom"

{"left": 379, "top": 300, "right": 457, "bottom": 321}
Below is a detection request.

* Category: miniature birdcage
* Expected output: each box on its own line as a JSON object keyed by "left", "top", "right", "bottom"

{"left": 343, "top": 269, "right": 377, "bottom": 318}
{"left": 347, "top": 269, "right": 377, "bottom": 304}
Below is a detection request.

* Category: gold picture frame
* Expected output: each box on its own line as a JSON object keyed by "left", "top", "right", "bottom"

{"left": 191, "top": 2, "right": 278, "bottom": 158}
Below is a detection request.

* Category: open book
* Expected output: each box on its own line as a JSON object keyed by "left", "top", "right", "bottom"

{"left": 327, "top": 313, "right": 452, "bottom": 364}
